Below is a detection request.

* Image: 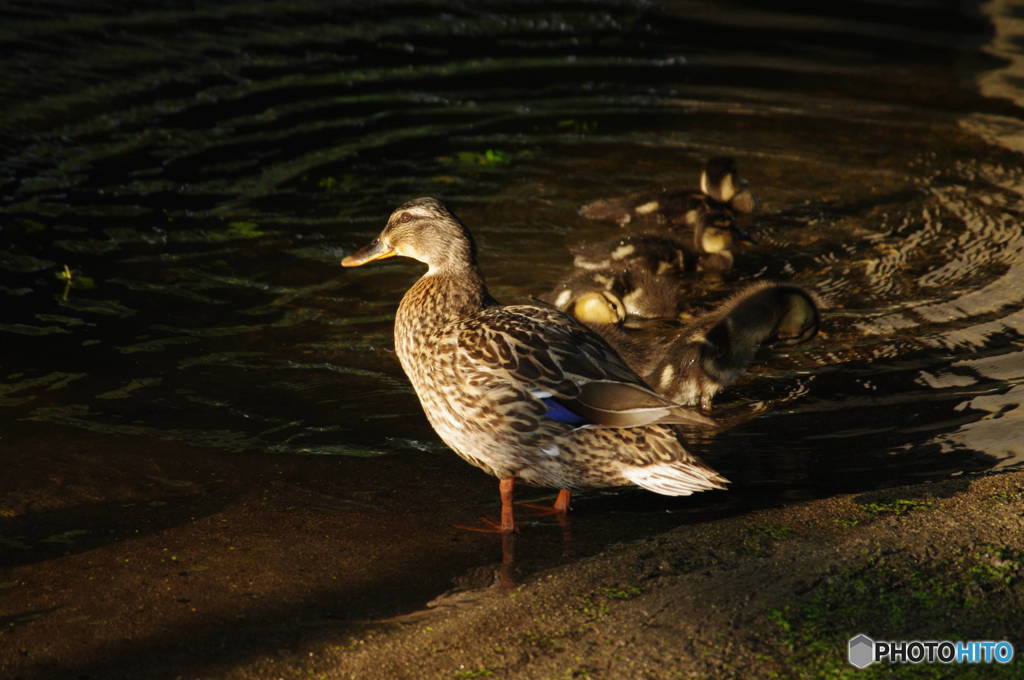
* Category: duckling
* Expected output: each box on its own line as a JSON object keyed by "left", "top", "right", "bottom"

{"left": 342, "top": 197, "right": 727, "bottom": 533}
{"left": 574, "top": 205, "right": 751, "bottom": 276}
{"left": 544, "top": 269, "right": 626, "bottom": 319}
{"left": 571, "top": 233, "right": 688, "bottom": 274}
{"left": 612, "top": 266, "right": 687, "bottom": 320}
{"left": 690, "top": 209, "right": 754, "bottom": 275}
{"left": 588, "top": 282, "right": 820, "bottom": 411}
{"left": 702, "top": 156, "right": 758, "bottom": 209}
{"left": 550, "top": 211, "right": 750, "bottom": 325}
{"left": 543, "top": 262, "right": 684, "bottom": 324}
{"left": 579, "top": 156, "right": 758, "bottom": 230}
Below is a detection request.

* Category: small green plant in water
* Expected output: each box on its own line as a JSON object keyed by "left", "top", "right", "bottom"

{"left": 226, "top": 220, "right": 263, "bottom": 236}
{"left": 316, "top": 174, "right": 360, "bottom": 192}
{"left": 56, "top": 264, "right": 96, "bottom": 300}
{"left": 557, "top": 119, "right": 598, "bottom": 134}
{"left": 439, "top": 149, "right": 512, "bottom": 167}
{"left": 206, "top": 220, "right": 265, "bottom": 242}
{"left": 41, "top": 529, "right": 88, "bottom": 545}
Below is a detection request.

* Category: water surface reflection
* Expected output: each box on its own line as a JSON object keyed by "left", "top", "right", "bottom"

{"left": 1, "top": 0, "right": 1022, "bottom": 609}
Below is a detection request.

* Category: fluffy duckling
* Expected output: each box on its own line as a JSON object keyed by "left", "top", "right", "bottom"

{"left": 550, "top": 211, "right": 751, "bottom": 325}
{"left": 588, "top": 282, "right": 821, "bottom": 411}
{"left": 342, "top": 198, "right": 727, "bottom": 533}
{"left": 571, "top": 233, "right": 688, "bottom": 274}
{"left": 572, "top": 209, "right": 750, "bottom": 276}
{"left": 579, "top": 156, "right": 758, "bottom": 230}
{"left": 543, "top": 263, "right": 684, "bottom": 324}
{"left": 692, "top": 209, "right": 754, "bottom": 274}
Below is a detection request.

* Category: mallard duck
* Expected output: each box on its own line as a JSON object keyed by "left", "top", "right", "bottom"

{"left": 578, "top": 156, "right": 759, "bottom": 229}
{"left": 587, "top": 282, "right": 821, "bottom": 411}
{"left": 342, "top": 197, "right": 727, "bottom": 533}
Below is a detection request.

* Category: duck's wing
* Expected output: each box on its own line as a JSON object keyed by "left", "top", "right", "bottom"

{"left": 453, "top": 304, "right": 715, "bottom": 429}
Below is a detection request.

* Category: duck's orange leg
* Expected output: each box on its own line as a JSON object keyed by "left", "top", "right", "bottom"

{"left": 499, "top": 477, "right": 516, "bottom": 533}
{"left": 457, "top": 480, "right": 572, "bottom": 534}
{"left": 455, "top": 477, "right": 518, "bottom": 534}
{"left": 553, "top": 488, "right": 571, "bottom": 516}
{"left": 521, "top": 488, "right": 571, "bottom": 524}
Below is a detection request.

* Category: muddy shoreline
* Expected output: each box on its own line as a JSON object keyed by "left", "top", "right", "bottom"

{"left": 2, "top": 424, "right": 1021, "bottom": 679}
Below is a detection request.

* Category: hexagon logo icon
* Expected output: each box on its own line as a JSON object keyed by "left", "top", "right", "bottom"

{"left": 848, "top": 634, "right": 875, "bottom": 669}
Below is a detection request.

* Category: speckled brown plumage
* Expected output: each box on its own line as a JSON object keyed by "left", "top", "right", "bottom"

{"left": 342, "top": 197, "right": 727, "bottom": 530}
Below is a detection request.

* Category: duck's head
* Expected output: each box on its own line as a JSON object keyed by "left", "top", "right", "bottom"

{"left": 700, "top": 157, "right": 741, "bottom": 203}
{"left": 700, "top": 156, "right": 758, "bottom": 213}
{"left": 771, "top": 287, "right": 821, "bottom": 346}
{"left": 572, "top": 290, "right": 627, "bottom": 325}
{"left": 341, "top": 197, "right": 476, "bottom": 271}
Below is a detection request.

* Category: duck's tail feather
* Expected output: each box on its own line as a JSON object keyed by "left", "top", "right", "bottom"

{"left": 622, "top": 461, "right": 729, "bottom": 496}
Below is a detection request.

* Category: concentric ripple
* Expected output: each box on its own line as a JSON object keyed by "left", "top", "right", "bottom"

{"left": 1, "top": 0, "right": 1022, "bottom": 494}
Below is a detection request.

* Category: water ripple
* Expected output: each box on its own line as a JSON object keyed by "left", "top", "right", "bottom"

{"left": 1, "top": 0, "right": 1022, "bottom": 482}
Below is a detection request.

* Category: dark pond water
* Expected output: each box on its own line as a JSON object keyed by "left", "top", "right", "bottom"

{"left": 3, "top": 0, "right": 1023, "bottom": 606}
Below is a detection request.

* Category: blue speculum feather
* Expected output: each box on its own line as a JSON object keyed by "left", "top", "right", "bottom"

{"left": 542, "top": 397, "right": 588, "bottom": 425}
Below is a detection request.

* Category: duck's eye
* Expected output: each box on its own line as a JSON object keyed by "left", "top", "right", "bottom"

{"left": 397, "top": 212, "right": 413, "bottom": 224}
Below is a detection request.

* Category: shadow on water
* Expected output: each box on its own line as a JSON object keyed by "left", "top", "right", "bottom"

{"left": 2, "top": 0, "right": 1024, "bottom": 675}
{"left": 0, "top": 495, "right": 227, "bottom": 570}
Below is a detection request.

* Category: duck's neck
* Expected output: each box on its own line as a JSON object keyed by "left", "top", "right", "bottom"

{"left": 396, "top": 263, "right": 490, "bottom": 336}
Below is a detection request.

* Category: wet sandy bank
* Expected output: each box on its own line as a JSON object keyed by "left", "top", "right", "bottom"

{"left": 2, "top": 424, "right": 1021, "bottom": 679}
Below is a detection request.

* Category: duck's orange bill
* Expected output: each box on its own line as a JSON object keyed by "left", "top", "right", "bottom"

{"left": 341, "top": 241, "right": 396, "bottom": 267}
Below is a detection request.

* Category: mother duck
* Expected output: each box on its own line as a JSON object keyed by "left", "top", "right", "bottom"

{"left": 342, "top": 198, "right": 727, "bottom": 532}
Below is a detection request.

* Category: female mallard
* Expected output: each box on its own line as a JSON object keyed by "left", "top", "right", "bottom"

{"left": 587, "top": 282, "right": 821, "bottom": 411}
{"left": 578, "top": 156, "right": 759, "bottom": 229}
{"left": 342, "top": 197, "right": 727, "bottom": 532}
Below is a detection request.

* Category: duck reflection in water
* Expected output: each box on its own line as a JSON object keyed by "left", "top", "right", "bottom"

{"left": 341, "top": 198, "right": 727, "bottom": 550}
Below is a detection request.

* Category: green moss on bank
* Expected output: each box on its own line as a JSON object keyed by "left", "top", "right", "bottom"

{"left": 767, "top": 544, "right": 1024, "bottom": 679}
